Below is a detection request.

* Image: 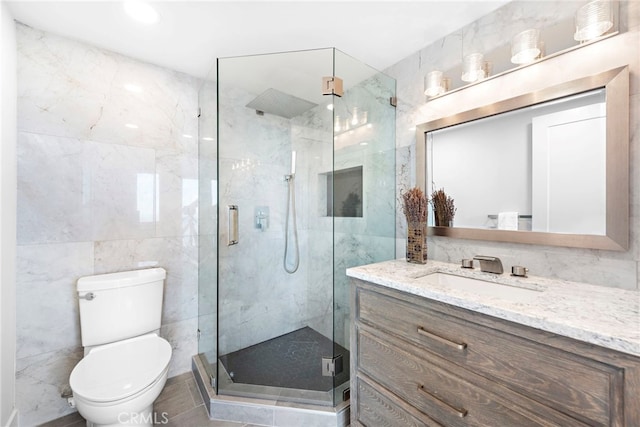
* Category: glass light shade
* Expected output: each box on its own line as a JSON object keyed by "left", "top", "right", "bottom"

{"left": 424, "top": 70, "right": 448, "bottom": 97}
{"left": 511, "top": 29, "right": 541, "bottom": 64}
{"left": 461, "top": 53, "right": 486, "bottom": 83}
{"left": 574, "top": 0, "right": 613, "bottom": 41}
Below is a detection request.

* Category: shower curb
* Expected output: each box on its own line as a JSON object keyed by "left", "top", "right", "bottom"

{"left": 192, "top": 355, "right": 350, "bottom": 427}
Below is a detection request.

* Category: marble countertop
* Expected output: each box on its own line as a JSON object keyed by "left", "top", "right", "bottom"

{"left": 346, "top": 259, "right": 640, "bottom": 357}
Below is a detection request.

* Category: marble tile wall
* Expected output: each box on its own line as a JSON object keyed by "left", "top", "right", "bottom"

{"left": 387, "top": 0, "right": 640, "bottom": 290}
{"left": 15, "top": 24, "right": 199, "bottom": 426}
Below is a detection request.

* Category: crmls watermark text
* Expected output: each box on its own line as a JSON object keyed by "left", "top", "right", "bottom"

{"left": 117, "top": 411, "right": 169, "bottom": 424}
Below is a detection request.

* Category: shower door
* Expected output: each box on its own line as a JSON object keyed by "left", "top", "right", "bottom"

{"left": 212, "top": 48, "right": 396, "bottom": 407}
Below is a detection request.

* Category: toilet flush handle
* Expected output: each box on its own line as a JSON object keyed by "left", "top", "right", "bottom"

{"left": 79, "top": 292, "right": 96, "bottom": 301}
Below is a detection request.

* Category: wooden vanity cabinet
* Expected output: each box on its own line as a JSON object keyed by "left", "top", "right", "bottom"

{"left": 350, "top": 279, "right": 640, "bottom": 427}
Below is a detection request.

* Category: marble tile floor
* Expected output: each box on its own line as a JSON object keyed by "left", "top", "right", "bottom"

{"left": 39, "top": 372, "right": 257, "bottom": 427}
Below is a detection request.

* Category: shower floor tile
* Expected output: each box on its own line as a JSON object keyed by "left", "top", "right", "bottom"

{"left": 219, "top": 327, "right": 349, "bottom": 392}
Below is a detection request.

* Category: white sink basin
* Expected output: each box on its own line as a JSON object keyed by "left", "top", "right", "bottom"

{"left": 417, "top": 272, "right": 543, "bottom": 303}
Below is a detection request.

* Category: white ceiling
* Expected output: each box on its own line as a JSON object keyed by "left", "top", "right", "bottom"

{"left": 6, "top": 1, "right": 511, "bottom": 79}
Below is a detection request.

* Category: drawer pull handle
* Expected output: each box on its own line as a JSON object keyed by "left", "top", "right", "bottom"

{"left": 418, "top": 385, "right": 468, "bottom": 418}
{"left": 417, "top": 326, "right": 467, "bottom": 350}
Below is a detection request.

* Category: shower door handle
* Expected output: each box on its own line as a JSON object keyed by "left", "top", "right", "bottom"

{"left": 228, "top": 205, "right": 238, "bottom": 245}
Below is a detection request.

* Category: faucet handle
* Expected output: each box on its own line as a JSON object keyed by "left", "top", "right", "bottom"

{"left": 473, "top": 255, "right": 504, "bottom": 274}
{"left": 461, "top": 259, "right": 474, "bottom": 269}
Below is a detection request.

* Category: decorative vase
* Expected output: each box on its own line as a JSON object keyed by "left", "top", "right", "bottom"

{"left": 434, "top": 214, "right": 452, "bottom": 227}
{"left": 430, "top": 188, "right": 456, "bottom": 228}
{"left": 406, "top": 221, "right": 427, "bottom": 264}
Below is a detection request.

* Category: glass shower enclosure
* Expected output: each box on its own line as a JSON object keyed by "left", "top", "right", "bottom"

{"left": 197, "top": 48, "right": 396, "bottom": 408}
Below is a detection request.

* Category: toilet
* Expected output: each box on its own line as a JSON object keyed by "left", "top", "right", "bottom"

{"left": 69, "top": 268, "right": 172, "bottom": 427}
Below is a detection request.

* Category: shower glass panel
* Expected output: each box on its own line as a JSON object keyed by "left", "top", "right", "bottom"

{"left": 332, "top": 49, "right": 397, "bottom": 403}
{"left": 199, "top": 47, "right": 396, "bottom": 408}
{"left": 197, "top": 63, "right": 217, "bottom": 387}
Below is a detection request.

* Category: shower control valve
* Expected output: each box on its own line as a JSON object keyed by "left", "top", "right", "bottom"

{"left": 255, "top": 206, "right": 269, "bottom": 231}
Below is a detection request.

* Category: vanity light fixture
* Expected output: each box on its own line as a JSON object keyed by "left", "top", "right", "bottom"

{"left": 424, "top": 70, "right": 450, "bottom": 97}
{"left": 574, "top": 0, "right": 613, "bottom": 41}
{"left": 511, "top": 29, "right": 542, "bottom": 64}
{"left": 461, "top": 53, "right": 487, "bottom": 83}
{"left": 123, "top": 1, "right": 159, "bottom": 25}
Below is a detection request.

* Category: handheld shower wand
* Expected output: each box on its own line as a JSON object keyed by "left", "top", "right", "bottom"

{"left": 284, "top": 152, "right": 299, "bottom": 274}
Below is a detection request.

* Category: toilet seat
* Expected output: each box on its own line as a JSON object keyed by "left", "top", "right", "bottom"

{"left": 70, "top": 334, "right": 171, "bottom": 403}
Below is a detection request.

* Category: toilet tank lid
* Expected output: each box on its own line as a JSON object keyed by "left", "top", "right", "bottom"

{"left": 77, "top": 268, "right": 166, "bottom": 292}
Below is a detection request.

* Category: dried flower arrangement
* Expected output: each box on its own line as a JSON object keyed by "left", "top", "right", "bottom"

{"left": 401, "top": 187, "right": 428, "bottom": 224}
{"left": 401, "top": 187, "right": 428, "bottom": 264}
{"left": 431, "top": 188, "right": 456, "bottom": 227}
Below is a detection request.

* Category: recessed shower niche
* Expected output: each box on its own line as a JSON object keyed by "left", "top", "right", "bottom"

{"left": 323, "top": 166, "right": 363, "bottom": 217}
{"left": 195, "top": 47, "right": 396, "bottom": 424}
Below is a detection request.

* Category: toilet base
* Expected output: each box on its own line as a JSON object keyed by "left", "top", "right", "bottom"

{"left": 86, "top": 404, "right": 154, "bottom": 427}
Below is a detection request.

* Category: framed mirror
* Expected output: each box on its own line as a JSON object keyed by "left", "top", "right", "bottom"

{"left": 416, "top": 66, "right": 629, "bottom": 251}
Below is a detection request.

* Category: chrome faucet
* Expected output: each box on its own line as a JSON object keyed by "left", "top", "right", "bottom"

{"left": 473, "top": 255, "right": 504, "bottom": 274}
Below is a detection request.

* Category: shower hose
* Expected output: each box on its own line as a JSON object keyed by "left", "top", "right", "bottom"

{"left": 284, "top": 174, "right": 299, "bottom": 274}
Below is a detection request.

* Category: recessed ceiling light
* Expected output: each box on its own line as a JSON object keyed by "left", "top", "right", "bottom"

{"left": 125, "top": 123, "right": 139, "bottom": 129}
{"left": 123, "top": 1, "right": 159, "bottom": 25}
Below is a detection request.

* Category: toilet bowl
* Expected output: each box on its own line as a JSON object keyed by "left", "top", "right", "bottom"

{"left": 69, "top": 268, "right": 172, "bottom": 427}
{"left": 70, "top": 334, "right": 172, "bottom": 427}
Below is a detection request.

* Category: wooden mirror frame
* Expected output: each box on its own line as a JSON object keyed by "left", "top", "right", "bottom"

{"left": 415, "top": 66, "right": 629, "bottom": 251}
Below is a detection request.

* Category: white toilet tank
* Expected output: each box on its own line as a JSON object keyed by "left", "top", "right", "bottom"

{"left": 77, "top": 268, "right": 166, "bottom": 347}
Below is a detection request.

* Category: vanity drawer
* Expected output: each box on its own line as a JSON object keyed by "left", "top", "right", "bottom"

{"left": 355, "top": 377, "right": 442, "bottom": 427}
{"left": 357, "top": 287, "right": 622, "bottom": 425}
{"left": 357, "top": 329, "right": 589, "bottom": 427}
